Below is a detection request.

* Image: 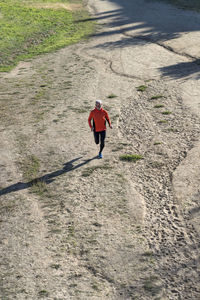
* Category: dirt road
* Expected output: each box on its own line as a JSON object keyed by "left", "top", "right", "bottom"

{"left": 0, "top": 0, "right": 200, "bottom": 299}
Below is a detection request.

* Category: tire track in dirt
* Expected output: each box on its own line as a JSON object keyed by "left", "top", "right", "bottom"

{"left": 120, "top": 80, "right": 200, "bottom": 299}
{"left": 115, "top": 21, "right": 200, "bottom": 299}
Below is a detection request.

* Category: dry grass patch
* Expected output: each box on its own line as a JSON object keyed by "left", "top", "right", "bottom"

{"left": 82, "top": 164, "right": 112, "bottom": 177}
{"left": 119, "top": 154, "right": 143, "bottom": 162}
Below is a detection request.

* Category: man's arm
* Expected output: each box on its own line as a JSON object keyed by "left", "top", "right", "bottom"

{"left": 88, "top": 111, "right": 93, "bottom": 130}
{"left": 105, "top": 111, "right": 112, "bottom": 128}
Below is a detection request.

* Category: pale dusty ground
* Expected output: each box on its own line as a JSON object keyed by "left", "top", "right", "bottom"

{"left": 0, "top": 0, "right": 200, "bottom": 299}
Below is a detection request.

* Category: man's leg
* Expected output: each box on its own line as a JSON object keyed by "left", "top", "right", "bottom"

{"left": 94, "top": 131, "right": 99, "bottom": 145}
{"left": 100, "top": 131, "right": 106, "bottom": 153}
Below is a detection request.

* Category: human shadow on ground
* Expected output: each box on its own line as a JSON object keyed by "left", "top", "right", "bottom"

{"left": 83, "top": 0, "right": 200, "bottom": 79}
{"left": 0, "top": 156, "right": 98, "bottom": 197}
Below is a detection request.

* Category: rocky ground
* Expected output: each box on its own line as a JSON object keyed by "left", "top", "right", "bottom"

{"left": 0, "top": 0, "right": 200, "bottom": 299}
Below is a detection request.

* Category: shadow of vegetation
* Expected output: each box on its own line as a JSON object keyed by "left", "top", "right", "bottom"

{"left": 159, "top": 60, "right": 200, "bottom": 79}
{"left": 0, "top": 156, "right": 98, "bottom": 197}
{"left": 84, "top": 0, "right": 200, "bottom": 79}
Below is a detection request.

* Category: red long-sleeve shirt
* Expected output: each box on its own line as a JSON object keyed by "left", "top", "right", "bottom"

{"left": 88, "top": 108, "right": 111, "bottom": 132}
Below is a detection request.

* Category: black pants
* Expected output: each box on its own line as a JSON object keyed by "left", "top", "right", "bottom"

{"left": 94, "top": 130, "right": 106, "bottom": 153}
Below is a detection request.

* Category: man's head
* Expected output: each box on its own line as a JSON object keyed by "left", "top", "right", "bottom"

{"left": 95, "top": 100, "right": 102, "bottom": 110}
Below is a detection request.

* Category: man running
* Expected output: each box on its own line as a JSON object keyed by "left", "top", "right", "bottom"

{"left": 88, "top": 100, "right": 112, "bottom": 159}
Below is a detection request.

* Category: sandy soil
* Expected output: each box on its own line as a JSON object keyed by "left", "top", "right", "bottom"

{"left": 0, "top": 0, "right": 200, "bottom": 299}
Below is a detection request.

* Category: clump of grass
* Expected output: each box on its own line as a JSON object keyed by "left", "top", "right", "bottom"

{"left": 167, "top": 127, "right": 178, "bottom": 132}
{"left": 0, "top": 0, "right": 95, "bottom": 71}
{"left": 31, "top": 180, "right": 48, "bottom": 196}
{"left": 50, "top": 264, "right": 60, "bottom": 270}
{"left": 107, "top": 93, "right": 117, "bottom": 98}
{"left": 22, "top": 155, "right": 40, "bottom": 181}
{"left": 68, "top": 224, "right": 75, "bottom": 238}
{"left": 150, "top": 95, "right": 164, "bottom": 100}
{"left": 153, "top": 141, "right": 162, "bottom": 145}
{"left": 143, "top": 276, "right": 162, "bottom": 295}
{"left": 158, "top": 120, "right": 168, "bottom": 124}
{"left": 136, "top": 85, "right": 147, "bottom": 92}
{"left": 112, "top": 145, "right": 124, "bottom": 152}
{"left": 91, "top": 281, "right": 101, "bottom": 291}
{"left": 20, "top": 154, "right": 49, "bottom": 196}
{"left": 38, "top": 290, "right": 49, "bottom": 297}
{"left": 154, "top": 104, "right": 164, "bottom": 108}
{"left": 150, "top": 161, "right": 164, "bottom": 168}
{"left": 162, "top": 111, "right": 172, "bottom": 115}
{"left": 68, "top": 107, "right": 88, "bottom": 113}
{"left": 119, "top": 154, "right": 143, "bottom": 162}
{"left": 82, "top": 164, "right": 112, "bottom": 177}
{"left": 34, "top": 90, "right": 46, "bottom": 102}
{"left": 142, "top": 251, "right": 154, "bottom": 257}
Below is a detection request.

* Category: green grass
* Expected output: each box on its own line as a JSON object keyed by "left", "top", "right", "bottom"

{"left": 119, "top": 154, "right": 143, "bottom": 162}
{"left": 0, "top": 0, "right": 95, "bottom": 71}
{"left": 162, "top": 110, "right": 172, "bottom": 115}
{"left": 20, "top": 154, "right": 49, "bottom": 195}
{"left": 31, "top": 180, "right": 49, "bottom": 196}
{"left": 22, "top": 154, "right": 40, "bottom": 181}
{"left": 153, "top": 141, "right": 162, "bottom": 145}
{"left": 154, "top": 104, "right": 165, "bottom": 108}
{"left": 136, "top": 85, "right": 147, "bottom": 92}
{"left": 38, "top": 290, "right": 49, "bottom": 297}
{"left": 107, "top": 93, "right": 117, "bottom": 98}
{"left": 158, "top": 120, "right": 168, "bottom": 124}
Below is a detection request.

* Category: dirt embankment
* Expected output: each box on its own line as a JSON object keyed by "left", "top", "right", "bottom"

{"left": 0, "top": 0, "right": 200, "bottom": 299}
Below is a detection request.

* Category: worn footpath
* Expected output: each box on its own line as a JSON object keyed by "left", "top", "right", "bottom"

{"left": 0, "top": 0, "right": 200, "bottom": 299}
